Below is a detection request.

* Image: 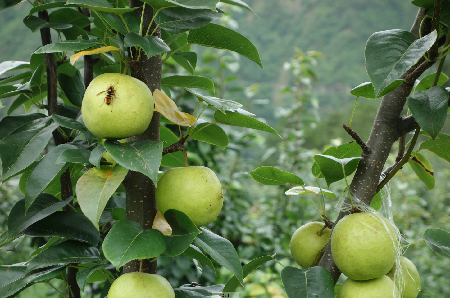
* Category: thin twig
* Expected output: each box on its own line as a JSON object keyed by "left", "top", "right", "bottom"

{"left": 343, "top": 124, "right": 371, "bottom": 155}
{"left": 381, "top": 134, "right": 406, "bottom": 177}
{"left": 162, "top": 135, "right": 189, "bottom": 156}
{"left": 377, "top": 125, "right": 420, "bottom": 192}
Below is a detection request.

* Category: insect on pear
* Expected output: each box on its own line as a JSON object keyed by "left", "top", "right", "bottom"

{"left": 97, "top": 85, "right": 115, "bottom": 107}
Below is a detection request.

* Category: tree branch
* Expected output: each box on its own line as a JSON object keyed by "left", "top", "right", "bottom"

{"left": 318, "top": 7, "right": 435, "bottom": 283}
{"left": 38, "top": 3, "right": 80, "bottom": 297}
{"left": 122, "top": 0, "right": 162, "bottom": 275}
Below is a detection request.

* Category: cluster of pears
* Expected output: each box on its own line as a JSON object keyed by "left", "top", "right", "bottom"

{"left": 108, "top": 166, "right": 223, "bottom": 297}
{"left": 290, "top": 212, "right": 421, "bottom": 298}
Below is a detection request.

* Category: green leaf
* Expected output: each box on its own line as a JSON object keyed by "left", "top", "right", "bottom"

{"left": 0, "top": 71, "right": 32, "bottom": 86}
{"left": 174, "top": 285, "right": 225, "bottom": 297}
{"left": 223, "top": 255, "right": 274, "bottom": 292}
{"left": 56, "top": 149, "right": 91, "bottom": 165}
{"left": 52, "top": 114, "right": 95, "bottom": 144}
{"left": 162, "top": 75, "right": 215, "bottom": 94}
{"left": 89, "top": 144, "right": 107, "bottom": 168}
{"left": 96, "top": 11, "right": 128, "bottom": 35}
{"left": 187, "top": 88, "right": 242, "bottom": 113}
{"left": 311, "top": 142, "right": 362, "bottom": 178}
{"left": 160, "top": 126, "right": 185, "bottom": 167}
{"left": 285, "top": 186, "right": 336, "bottom": 198}
{"left": 155, "top": 7, "right": 222, "bottom": 34}
{"left": 182, "top": 245, "right": 215, "bottom": 274}
{"left": 8, "top": 195, "right": 73, "bottom": 238}
{"left": 281, "top": 266, "right": 335, "bottom": 298}
{"left": 172, "top": 52, "right": 197, "bottom": 74}
{"left": 419, "top": 139, "right": 450, "bottom": 162}
{"left": 76, "top": 165, "right": 129, "bottom": 229}
{"left": 407, "top": 86, "right": 448, "bottom": 139}
{"left": 414, "top": 72, "right": 449, "bottom": 92}
{"left": 350, "top": 80, "right": 404, "bottom": 99}
{"left": 188, "top": 23, "right": 263, "bottom": 68}
{"left": 220, "top": 0, "right": 254, "bottom": 12}
{"left": 66, "top": 0, "right": 139, "bottom": 14}
{"left": 0, "top": 0, "right": 22, "bottom": 11}
{"left": 408, "top": 152, "right": 434, "bottom": 190}
{"left": 0, "top": 119, "right": 57, "bottom": 182}
{"left": 313, "top": 155, "right": 362, "bottom": 186}
{"left": 0, "top": 113, "right": 46, "bottom": 141}
{"left": 214, "top": 109, "right": 279, "bottom": 136}
{"left": 124, "top": 33, "right": 171, "bottom": 58}
{"left": 76, "top": 264, "right": 114, "bottom": 292}
{"left": 370, "top": 192, "right": 383, "bottom": 211}
{"left": 412, "top": 0, "right": 434, "bottom": 9}
{"left": 103, "top": 220, "right": 166, "bottom": 269}
{"left": 58, "top": 72, "right": 85, "bottom": 107}
{"left": 48, "top": 7, "right": 91, "bottom": 28}
{"left": 27, "top": 241, "right": 100, "bottom": 272}
{"left": 163, "top": 209, "right": 201, "bottom": 257}
{"left": 0, "top": 265, "right": 65, "bottom": 298}
{"left": 31, "top": 237, "right": 62, "bottom": 257}
{"left": 0, "top": 61, "right": 29, "bottom": 76}
{"left": 23, "top": 211, "right": 100, "bottom": 247}
{"left": 34, "top": 40, "right": 99, "bottom": 54}
{"left": 194, "top": 228, "right": 243, "bottom": 285}
{"left": 189, "top": 122, "right": 229, "bottom": 149}
{"left": 25, "top": 144, "right": 76, "bottom": 211}
{"left": 103, "top": 140, "right": 163, "bottom": 184}
{"left": 23, "top": 15, "right": 73, "bottom": 33}
{"left": 250, "top": 166, "right": 304, "bottom": 185}
{"left": 29, "top": 3, "right": 73, "bottom": 16}
{"left": 365, "top": 30, "right": 437, "bottom": 97}
{"left": 142, "top": 0, "right": 219, "bottom": 10}
{"left": 423, "top": 228, "right": 450, "bottom": 258}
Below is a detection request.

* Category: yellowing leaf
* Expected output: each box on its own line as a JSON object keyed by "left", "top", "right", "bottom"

{"left": 153, "top": 89, "right": 197, "bottom": 126}
{"left": 152, "top": 210, "right": 172, "bottom": 236}
{"left": 70, "top": 46, "right": 120, "bottom": 65}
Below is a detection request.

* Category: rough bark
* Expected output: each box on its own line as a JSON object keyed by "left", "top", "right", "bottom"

{"left": 122, "top": 0, "right": 162, "bottom": 274}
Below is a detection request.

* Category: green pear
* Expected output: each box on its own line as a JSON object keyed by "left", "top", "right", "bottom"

{"left": 155, "top": 166, "right": 223, "bottom": 227}
{"left": 108, "top": 272, "right": 174, "bottom": 298}
{"left": 387, "top": 256, "right": 421, "bottom": 298}
{"left": 337, "top": 275, "right": 398, "bottom": 298}
{"left": 289, "top": 222, "right": 331, "bottom": 268}
{"left": 81, "top": 73, "right": 154, "bottom": 139}
{"left": 331, "top": 212, "right": 398, "bottom": 280}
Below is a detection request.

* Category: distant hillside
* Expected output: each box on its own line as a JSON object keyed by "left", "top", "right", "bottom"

{"left": 231, "top": 0, "right": 418, "bottom": 98}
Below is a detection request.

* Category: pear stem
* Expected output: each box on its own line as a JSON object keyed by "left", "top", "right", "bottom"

{"left": 402, "top": 238, "right": 425, "bottom": 249}
{"left": 317, "top": 225, "right": 327, "bottom": 236}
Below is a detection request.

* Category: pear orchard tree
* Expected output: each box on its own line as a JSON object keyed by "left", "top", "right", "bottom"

{"left": 0, "top": 1, "right": 449, "bottom": 298}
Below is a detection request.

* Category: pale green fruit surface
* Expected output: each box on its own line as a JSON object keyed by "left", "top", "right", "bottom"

{"left": 331, "top": 212, "right": 398, "bottom": 280}
{"left": 108, "top": 272, "right": 175, "bottom": 298}
{"left": 156, "top": 166, "right": 223, "bottom": 227}
{"left": 387, "top": 256, "right": 421, "bottom": 298}
{"left": 289, "top": 222, "right": 331, "bottom": 268}
{"left": 81, "top": 73, "right": 154, "bottom": 139}
{"left": 337, "top": 275, "right": 398, "bottom": 298}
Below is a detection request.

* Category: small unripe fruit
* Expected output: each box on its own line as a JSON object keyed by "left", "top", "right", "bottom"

{"left": 289, "top": 222, "right": 331, "bottom": 268}
{"left": 81, "top": 73, "right": 154, "bottom": 139}
{"left": 156, "top": 166, "right": 223, "bottom": 227}
{"left": 337, "top": 275, "right": 398, "bottom": 298}
{"left": 331, "top": 212, "right": 398, "bottom": 280}
{"left": 108, "top": 272, "right": 174, "bottom": 298}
